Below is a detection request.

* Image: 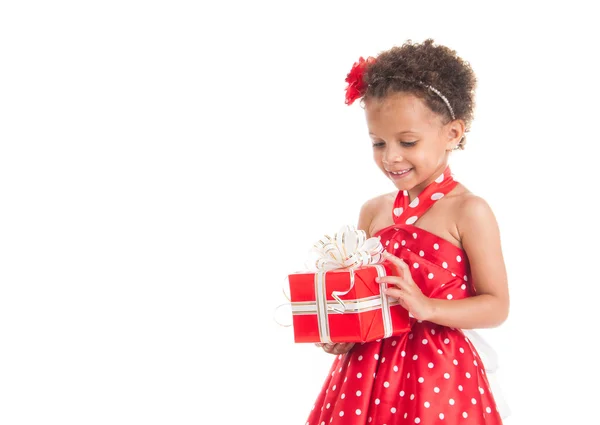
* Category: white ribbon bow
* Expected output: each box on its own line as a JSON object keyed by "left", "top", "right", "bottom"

{"left": 305, "top": 225, "right": 385, "bottom": 272}
{"left": 307, "top": 225, "right": 385, "bottom": 316}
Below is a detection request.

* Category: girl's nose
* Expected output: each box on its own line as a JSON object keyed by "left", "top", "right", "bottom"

{"left": 383, "top": 147, "right": 403, "bottom": 165}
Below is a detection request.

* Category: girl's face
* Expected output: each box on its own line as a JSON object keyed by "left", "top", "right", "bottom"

{"left": 364, "top": 92, "right": 462, "bottom": 196}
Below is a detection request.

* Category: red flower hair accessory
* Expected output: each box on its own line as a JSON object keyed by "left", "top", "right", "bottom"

{"left": 344, "top": 56, "right": 375, "bottom": 105}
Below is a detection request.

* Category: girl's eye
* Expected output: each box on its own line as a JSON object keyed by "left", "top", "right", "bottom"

{"left": 372, "top": 141, "right": 417, "bottom": 148}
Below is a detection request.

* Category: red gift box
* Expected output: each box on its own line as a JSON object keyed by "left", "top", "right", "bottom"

{"left": 288, "top": 264, "right": 411, "bottom": 343}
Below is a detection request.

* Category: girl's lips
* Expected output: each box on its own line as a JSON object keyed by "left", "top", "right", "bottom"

{"left": 388, "top": 168, "right": 413, "bottom": 179}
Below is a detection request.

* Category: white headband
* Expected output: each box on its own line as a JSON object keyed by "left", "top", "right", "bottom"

{"left": 369, "top": 76, "right": 456, "bottom": 120}
{"left": 420, "top": 83, "right": 455, "bottom": 120}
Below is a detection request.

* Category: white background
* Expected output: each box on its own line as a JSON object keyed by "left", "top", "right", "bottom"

{"left": 1, "top": 1, "right": 599, "bottom": 424}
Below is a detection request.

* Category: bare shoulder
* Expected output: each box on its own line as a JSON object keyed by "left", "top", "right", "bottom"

{"left": 457, "top": 192, "right": 496, "bottom": 220}
{"left": 359, "top": 192, "right": 396, "bottom": 216}
{"left": 452, "top": 188, "right": 500, "bottom": 240}
{"left": 358, "top": 191, "right": 397, "bottom": 238}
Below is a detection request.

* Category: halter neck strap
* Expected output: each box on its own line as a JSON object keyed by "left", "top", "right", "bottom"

{"left": 393, "top": 167, "right": 458, "bottom": 226}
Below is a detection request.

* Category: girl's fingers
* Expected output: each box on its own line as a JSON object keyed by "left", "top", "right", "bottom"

{"left": 376, "top": 275, "right": 409, "bottom": 290}
{"left": 384, "top": 287, "right": 404, "bottom": 299}
{"left": 382, "top": 251, "right": 410, "bottom": 276}
{"left": 375, "top": 275, "right": 402, "bottom": 284}
{"left": 333, "top": 345, "right": 345, "bottom": 355}
{"left": 320, "top": 343, "right": 353, "bottom": 355}
{"left": 384, "top": 288, "right": 410, "bottom": 312}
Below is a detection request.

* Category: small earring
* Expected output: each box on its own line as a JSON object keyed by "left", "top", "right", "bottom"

{"left": 453, "top": 136, "right": 465, "bottom": 151}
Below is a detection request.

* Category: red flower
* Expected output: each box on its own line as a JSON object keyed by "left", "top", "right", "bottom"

{"left": 344, "top": 56, "right": 375, "bottom": 105}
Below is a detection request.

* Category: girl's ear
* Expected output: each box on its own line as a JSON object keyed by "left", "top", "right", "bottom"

{"left": 445, "top": 119, "right": 466, "bottom": 151}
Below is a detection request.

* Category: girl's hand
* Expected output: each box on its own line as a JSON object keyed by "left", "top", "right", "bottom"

{"left": 377, "top": 251, "right": 434, "bottom": 321}
{"left": 314, "top": 342, "right": 355, "bottom": 355}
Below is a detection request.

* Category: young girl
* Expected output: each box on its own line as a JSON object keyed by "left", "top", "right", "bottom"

{"left": 308, "top": 39, "right": 509, "bottom": 424}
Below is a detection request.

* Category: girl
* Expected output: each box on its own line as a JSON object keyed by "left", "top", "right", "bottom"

{"left": 308, "top": 39, "right": 509, "bottom": 425}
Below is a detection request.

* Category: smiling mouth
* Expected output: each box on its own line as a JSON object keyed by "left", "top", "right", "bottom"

{"left": 388, "top": 168, "right": 412, "bottom": 177}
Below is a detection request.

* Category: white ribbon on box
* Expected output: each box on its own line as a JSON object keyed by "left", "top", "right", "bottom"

{"left": 293, "top": 225, "right": 394, "bottom": 343}
{"left": 305, "top": 224, "right": 384, "bottom": 272}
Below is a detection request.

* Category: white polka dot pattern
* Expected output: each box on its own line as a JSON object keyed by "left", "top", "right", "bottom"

{"left": 405, "top": 216, "right": 418, "bottom": 225}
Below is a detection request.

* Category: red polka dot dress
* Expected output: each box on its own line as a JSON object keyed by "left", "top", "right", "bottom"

{"left": 306, "top": 167, "right": 503, "bottom": 425}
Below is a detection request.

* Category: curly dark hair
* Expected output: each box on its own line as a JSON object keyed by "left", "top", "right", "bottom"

{"left": 363, "top": 39, "right": 477, "bottom": 149}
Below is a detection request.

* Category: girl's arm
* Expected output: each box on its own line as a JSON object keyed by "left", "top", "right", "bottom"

{"left": 381, "top": 195, "right": 509, "bottom": 329}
